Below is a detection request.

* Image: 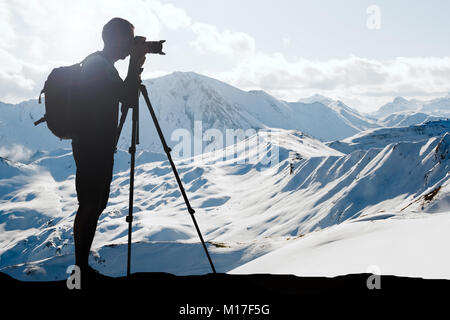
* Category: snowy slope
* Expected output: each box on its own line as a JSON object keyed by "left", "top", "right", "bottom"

{"left": 231, "top": 133, "right": 450, "bottom": 279}
{"left": 1, "top": 124, "right": 449, "bottom": 280}
{"left": 230, "top": 210, "right": 450, "bottom": 279}
{"left": 378, "top": 111, "right": 444, "bottom": 127}
{"left": 327, "top": 119, "right": 450, "bottom": 154}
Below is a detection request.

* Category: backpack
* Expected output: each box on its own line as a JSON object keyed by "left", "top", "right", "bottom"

{"left": 34, "top": 53, "right": 96, "bottom": 140}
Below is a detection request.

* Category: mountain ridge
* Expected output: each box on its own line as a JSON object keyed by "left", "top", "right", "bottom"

{"left": 0, "top": 71, "right": 380, "bottom": 161}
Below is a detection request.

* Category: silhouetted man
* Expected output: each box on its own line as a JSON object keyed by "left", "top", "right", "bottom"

{"left": 71, "top": 17, "right": 146, "bottom": 280}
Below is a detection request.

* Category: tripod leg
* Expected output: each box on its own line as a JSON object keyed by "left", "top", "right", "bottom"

{"left": 126, "top": 105, "right": 138, "bottom": 277}
{"left": 140, "top": 85, "right": 217, "bottom": 274}
{"left": 115, "top": 103, "right": 129, "bottom": 153}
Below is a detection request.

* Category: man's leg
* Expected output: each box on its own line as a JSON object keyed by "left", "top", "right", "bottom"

{"left": 73, "top": 204, "right": 102, "bottom": 272}
{"left": 72, "top": 141, "right": 114, "bottom": 275}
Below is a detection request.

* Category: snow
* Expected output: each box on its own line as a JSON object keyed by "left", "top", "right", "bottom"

{"left": 230, "top": 211, "right": 450, "bottom": 279}
{"left": 1, "top": 120, "right": 449, "bottom": 281}
{"left": 327, "top": 119, "right": 450, "bottom": 154}
{"left": 1, "top": 72, "right": 450, "bottom": 282}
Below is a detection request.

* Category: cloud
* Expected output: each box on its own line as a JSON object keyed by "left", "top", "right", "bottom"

{"left": 212, "top": 53, "right": 450, "bottom": 111}
{"left": 0, "top": 48, "right": 41, "bottom": 102}
{"left": 149, "top": 1, "right": 192, "bottom": 30}
{"left": 190, "top": 23, "right": 255, "bottom": 59}
{"left": 0, "top": 0, "right": 189, "bottom": 103}
{"left": 0, "top": 144, "right": 33, "bottom": 162}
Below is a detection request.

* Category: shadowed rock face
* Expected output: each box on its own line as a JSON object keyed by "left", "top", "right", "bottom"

{"left": 435, "top": 132, "right": 450, "bottom": 162}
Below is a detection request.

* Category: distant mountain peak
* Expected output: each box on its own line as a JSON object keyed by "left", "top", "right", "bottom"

{"left": 393, "top": 96, "right": 408, "bottom": 103}
{"left": 171, "top": 71, "right": 201, "bottom": 77}
{"left": 248, "top": 89, "right": 269, "bottom": 95}
{"left": 298, "top": 94, "right": 334, "bottom": 105}
{"left": 153, "top": 71, "right": 217, "bottom": 84}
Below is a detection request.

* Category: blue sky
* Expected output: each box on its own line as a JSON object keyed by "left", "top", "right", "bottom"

{"left": 172, "top": 0, "right": 450, "bottom": 59}
{"left": 1, "top": 0, "right": 449, "bottom": 112}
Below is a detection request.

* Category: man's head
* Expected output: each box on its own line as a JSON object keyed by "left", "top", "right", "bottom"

{"left": 102, "top": 18, "right": 135, "bottom": 61}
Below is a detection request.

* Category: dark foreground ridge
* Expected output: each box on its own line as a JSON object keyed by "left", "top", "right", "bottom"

{"left": 1, "top": 272, "right": 447, "bottom": 316}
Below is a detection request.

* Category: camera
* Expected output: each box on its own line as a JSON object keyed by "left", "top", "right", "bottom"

{"left": 145, "top": 40, "right": 166, "bottom": 55}
{"left": 135, "top": 36, "right": 165, "bottom": 55}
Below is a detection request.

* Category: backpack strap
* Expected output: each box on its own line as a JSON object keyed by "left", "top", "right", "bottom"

{"left": 38, "top": 88, "right": 44, "bottom": 104}
{"left": 34, "top": 115, "right": 46, "bottom": 126}
{"left": 35, "top": 88, "right": 46, "bottom": 125}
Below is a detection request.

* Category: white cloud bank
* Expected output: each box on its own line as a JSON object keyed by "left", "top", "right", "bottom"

{"left": 0, "top": 144, "right": 33, "bottom": 162}
{"left": 190, "top": 23, "right": 255, "bottom": 59}
{"left": 213, "top": 54, "right": 450, "bottom": 111}
{"left": 0, "top": 0, "right": 185, "bottom": 102}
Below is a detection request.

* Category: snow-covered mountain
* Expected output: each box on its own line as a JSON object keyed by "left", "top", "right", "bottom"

{"left": 372, "top": 94, "right": 450, "bottom": 119}
{"left": 378, "top": 111, "right": 443, "bottom": 127}
{"left": 298, "top": 93, "right": 379, "bottom": 130}
{"left": 1, "top": 119, "right": 449, "bottom": 280}
{"left": 1, "top": 71, "right": 450, "bottom": 282}
{"left": 2, "top": 73, "right": 449, "bottom": 164}
{"left": 128, "top": 75, "right": 380, "bottom": 147}
{"left": 295, "top": 94, "right": 379, "bottom": 138}
{"left": 327, "top": 119, "right": 450, "bottom": 154}
{"left": 297, "top": 93, "right": 334, "bottom": 105}
{"left": 372, "top": 97, "right": 422, "bottom": 118}
{"left": 0, "top": 72, "right": 380, "bottom": 163}
{"left": 421, "top": 94, "right": 450, "bottom": 114}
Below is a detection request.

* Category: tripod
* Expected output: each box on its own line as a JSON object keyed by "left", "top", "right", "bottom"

{"left": 116, "top": 82, "right": 217, "bottom": 276}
